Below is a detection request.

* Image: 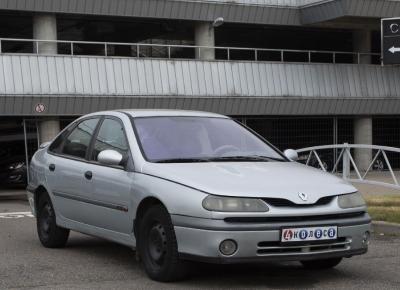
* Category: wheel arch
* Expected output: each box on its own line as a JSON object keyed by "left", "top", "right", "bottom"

{"left": 134, "top": 196, "right": 166, "bottom": 238}
{"left": 34, "top": 185, "right": 49, "bottom": 207}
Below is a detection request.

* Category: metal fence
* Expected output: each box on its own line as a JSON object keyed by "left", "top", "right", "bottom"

{"left": 297, "top": 144, "right": 400, "bottom": 190}
{"left": 0, "top": 38, "right": 381, "bottom": 64}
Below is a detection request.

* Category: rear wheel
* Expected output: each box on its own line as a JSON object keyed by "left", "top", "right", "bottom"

{"left": 137, "top": 204, "right": 187, "bottom": 282}
{"left": 300, "top": 257, "right": 342, "bottom": 269}
{"left": 37, "top": 193, "right": 69, "bottom": 248}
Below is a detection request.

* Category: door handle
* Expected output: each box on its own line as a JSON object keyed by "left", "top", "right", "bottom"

{"left": 49, "top": 164, "right": 56, "bottom": 171}
{"left": 84, "top": 171, "right": 93, "bottom": 180}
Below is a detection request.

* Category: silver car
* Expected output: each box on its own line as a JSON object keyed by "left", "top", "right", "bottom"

{"left": 27, "top": 110, "right": 371, "bottom": 281}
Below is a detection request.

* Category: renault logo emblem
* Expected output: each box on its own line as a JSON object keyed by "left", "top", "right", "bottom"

{"left": 298, "top": 192, "right": 308, "bottom": 201}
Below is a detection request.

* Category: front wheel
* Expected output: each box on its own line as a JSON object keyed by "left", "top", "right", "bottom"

{"left": 300, "top": 257, "right": 342, "bottom": 269}
{"left": 137, "top": 204, "right": 188, "bottom": 282}
{"left": 37, "top": 193, "right": 70, "bottom": 248}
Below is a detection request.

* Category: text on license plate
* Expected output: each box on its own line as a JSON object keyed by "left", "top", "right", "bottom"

{"left": 281, "top": 226, "right": 338, "bottom": 242}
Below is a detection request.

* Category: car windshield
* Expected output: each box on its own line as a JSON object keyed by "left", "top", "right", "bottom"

{"left": 133, "top": 116, "right": 286, "bottom": 163}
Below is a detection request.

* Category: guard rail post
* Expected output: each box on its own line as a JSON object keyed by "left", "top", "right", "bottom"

{"left": 343, "top": 143, "right": 350, "bottom": 180}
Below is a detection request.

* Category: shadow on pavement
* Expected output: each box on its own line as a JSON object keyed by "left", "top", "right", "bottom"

{"left": 62, "top": 234, "right": 351, "bottom": 289}
{"left": 187, "top": 262, "right": 348, "bottom": 288}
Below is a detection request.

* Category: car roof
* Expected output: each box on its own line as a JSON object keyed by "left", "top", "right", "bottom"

{"left": 117, "top": 109, "right": 228, "bottom": 118}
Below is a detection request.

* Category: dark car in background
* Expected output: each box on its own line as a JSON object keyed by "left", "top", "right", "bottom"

{"left": 0, "top": 147, "right": 27, "bottom": 188}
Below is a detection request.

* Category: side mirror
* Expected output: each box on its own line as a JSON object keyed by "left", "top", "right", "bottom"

{"left": 98, "top": 150, "right": 123, "bottom": 166}
{"left": 284, "top": 149, "right": 298, "bottom": 161}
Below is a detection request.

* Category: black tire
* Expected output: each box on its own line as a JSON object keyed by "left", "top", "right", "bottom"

{"left": 36, "top": 193, "right": 70, "bottom": 248}
{"left": 137, "top": 204, "right": 187, "bottom": 282}
{"left": 300, "top": 257, "right": 342, "bottom": 270}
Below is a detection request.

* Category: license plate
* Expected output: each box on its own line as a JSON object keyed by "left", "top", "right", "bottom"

{"left": 281, "top": 226, "right": 338, "bottom": 242}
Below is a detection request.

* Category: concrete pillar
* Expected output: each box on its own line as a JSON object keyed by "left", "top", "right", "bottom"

{"left": 39, "top": 119, "right": 60, "bottom": 143}
{"left": 353, "top": 29, "right": 371, "bottom": 64}
{"left": 354, "top": 118, "right": 373, "bottom": 171}
{"left": 353, "top": 30, "right": 372, "bottom": 170}
{"left": 33, "top": 14, "right": 57, "bottom": 54}
{"left": 195, "top": 22, "right": 215, "bottom": 60}
{"left": 33, "top": 14, "right": 60, "bottom": 143}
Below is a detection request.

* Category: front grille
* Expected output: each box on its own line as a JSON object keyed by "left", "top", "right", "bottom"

{"left": 263, "top": 196, "right": 334, "bottom": 207}
{"left": 224, "top": 212, "right": 365, "bottom": 223}
{"left": 256, "top": 237, "right": 351, "bottom": 256}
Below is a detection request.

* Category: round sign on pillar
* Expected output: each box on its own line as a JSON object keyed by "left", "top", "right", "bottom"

{"left": 35, "top": 103, "right": 46, "bottom": 113}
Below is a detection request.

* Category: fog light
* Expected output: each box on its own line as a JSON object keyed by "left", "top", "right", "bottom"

{"left": 219, "top": 239, "right": 237, "bottom": 256}
{"left": 362, "top": 231, "right": 370, "bottom": 246}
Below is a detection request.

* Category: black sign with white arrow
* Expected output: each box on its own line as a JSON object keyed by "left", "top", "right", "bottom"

{"left": 382, "top": 17, "right": 400, "bottom": 65}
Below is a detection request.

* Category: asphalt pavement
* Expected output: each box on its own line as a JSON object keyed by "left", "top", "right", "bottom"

{"left": 1, "top": 197, "right": 399, "bottom": 290}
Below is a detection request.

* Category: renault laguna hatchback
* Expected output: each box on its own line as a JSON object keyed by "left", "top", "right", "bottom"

{"left": 27, "top": 110, "right": 371, "bottom": 281}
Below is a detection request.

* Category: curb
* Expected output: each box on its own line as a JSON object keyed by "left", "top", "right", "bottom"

{"left": 372, "top": 221, "right": 400, "bottom": 236}
{"left": 0, "top": 190, "right": 27, "bottom": 200}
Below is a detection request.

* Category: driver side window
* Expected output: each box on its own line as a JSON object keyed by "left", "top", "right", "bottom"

{"left": 91, "top": 118, "right": 129, "bottom": 161}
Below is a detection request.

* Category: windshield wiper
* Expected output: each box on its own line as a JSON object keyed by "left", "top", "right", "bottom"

{"left": 155, "top": 158, "right": 211, "bottom": 163}
{"left": 208, "top": 155, "right": 285, "bottom": 162}
{"left": 253, "top": 155, "right": 286, "bottom": 162}
{"left": 155, "top": 155, "right": 286, "bottom": 163}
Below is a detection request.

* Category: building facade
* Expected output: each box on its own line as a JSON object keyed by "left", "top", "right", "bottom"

{"left": 1, "top": 0, "right": 400, "bottom": 188}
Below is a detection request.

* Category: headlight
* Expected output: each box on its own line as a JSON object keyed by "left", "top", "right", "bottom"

{"left": 338, "top": 192, "right": 366, "bottom": 209}
{"left": 8, "top": 162, "right": 24, "bottom": 170}
{"left": 202, "top": 195, "right": 269, "bottom": 212}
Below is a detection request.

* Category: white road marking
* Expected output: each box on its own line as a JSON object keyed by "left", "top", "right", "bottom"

{"left": 0, "top": 212, "right": 34, "bottom": 219}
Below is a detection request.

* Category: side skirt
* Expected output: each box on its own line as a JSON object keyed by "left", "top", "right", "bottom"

{"left": 56, "top": 213, "right": 136, "bottom": 249}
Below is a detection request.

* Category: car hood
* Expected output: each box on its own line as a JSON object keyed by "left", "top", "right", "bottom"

{"left": 141, "top": 161, "right": 356, "bottom": 204}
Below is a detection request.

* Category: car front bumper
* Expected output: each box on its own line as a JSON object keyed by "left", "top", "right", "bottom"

{"left": 172, "top": 213, "right": 371, "bottom": 264}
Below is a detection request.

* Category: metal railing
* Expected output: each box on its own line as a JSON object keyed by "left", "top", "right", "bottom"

{"left": 297, "top": 144, "right": 400, "bottom": 190}
{"left": 0, "top": 38, "right": 381, "bottom": 64}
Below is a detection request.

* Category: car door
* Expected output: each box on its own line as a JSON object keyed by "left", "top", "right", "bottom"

{"left": 82, "top": 116, "right": 134, "bottom": 234}
{"left": 46, "top": 117, "right": 100, "bottom": 224}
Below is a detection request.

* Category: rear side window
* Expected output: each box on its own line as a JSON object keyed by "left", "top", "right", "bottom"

{"left": 49, "top": 130, "right": 70, "bottom": 153}
{"left": 91, "top": 118, "right": 129, "bottom": 161}
{"left": 61, "top": 118, "right": 99, "bottom": 159}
